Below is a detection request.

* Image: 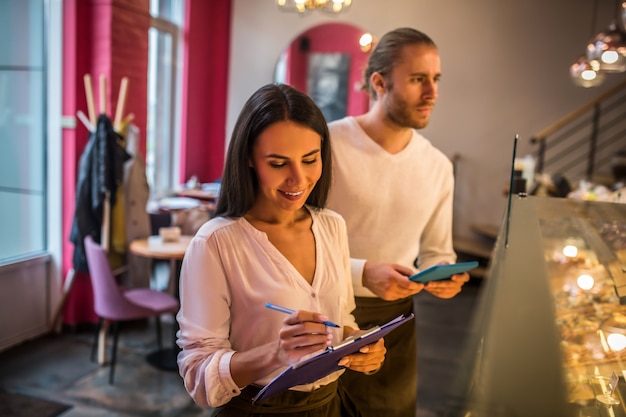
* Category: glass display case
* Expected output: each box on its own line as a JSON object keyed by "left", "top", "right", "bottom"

{"left": 447, "top": 195, "right": 626, "bottom": 417}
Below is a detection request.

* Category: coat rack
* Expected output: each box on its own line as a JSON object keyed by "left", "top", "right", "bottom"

{"left": 79, "top": 74, "right": 134, "bottom": 135}
{"left": 81, "top": 73, "right": 133, "bottom": 252}
{"left": 52, "top": 74, "right": 133, "bottom": 339}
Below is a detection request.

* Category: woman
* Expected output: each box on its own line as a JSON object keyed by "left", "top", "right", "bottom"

{"left": 176, "top": 83, "right": 386, "bottom": 416}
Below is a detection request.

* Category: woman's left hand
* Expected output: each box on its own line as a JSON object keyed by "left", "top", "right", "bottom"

{"left": 337, "top": 335, "right": 386, "bottom": 374}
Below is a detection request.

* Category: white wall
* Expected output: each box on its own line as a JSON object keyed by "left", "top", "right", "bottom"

{"left": 228, "top": 0, "right": 620, "bottom": 238}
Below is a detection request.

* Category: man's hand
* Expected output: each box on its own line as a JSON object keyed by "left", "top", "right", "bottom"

{"left": 422, "top": 272, "right": 469, "bottom": 299}
{"left": 362, "top": 262, "right": 425, "bottom": 301}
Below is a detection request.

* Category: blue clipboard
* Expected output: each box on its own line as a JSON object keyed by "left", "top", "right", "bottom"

{"left": 408, "top": 261, "right": 478, "bottom": 283}
{"left": 252, "top": 313, "right": 415, "bottom": 404}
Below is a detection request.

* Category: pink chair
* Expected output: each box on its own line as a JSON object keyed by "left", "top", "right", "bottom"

{"left": 83, "top": 235, "right": 180, "bottom": 383}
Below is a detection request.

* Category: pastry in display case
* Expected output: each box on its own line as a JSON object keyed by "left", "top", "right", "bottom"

{"left": 446, "top": 196, "right": 626, "bottom": 417}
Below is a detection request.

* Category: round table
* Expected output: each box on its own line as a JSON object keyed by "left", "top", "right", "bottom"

{"left": 129, "top": 234, "right": 192, "bottom": 259}
{"left": 130, "top": 235, "right": 192, "bottom": 295}
{"left": 129, "top": 235, "right": 193, "bottom": 371}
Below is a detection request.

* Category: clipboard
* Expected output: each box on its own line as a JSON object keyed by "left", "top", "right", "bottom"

{"left": 252, "top": 313, "right": 415, "bottom": 404}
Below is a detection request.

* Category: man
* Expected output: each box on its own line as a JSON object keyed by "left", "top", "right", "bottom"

{"left": 326, "top": 28, "right": 469, "bottom": 417}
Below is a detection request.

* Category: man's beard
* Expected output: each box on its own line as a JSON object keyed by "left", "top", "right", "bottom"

{"left": 384, "top": 91, "right": 433, "bottom": 130}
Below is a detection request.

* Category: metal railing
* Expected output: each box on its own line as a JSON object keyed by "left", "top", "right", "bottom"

{"left": 530, "top": 78, "right": 626, "bottom": 184}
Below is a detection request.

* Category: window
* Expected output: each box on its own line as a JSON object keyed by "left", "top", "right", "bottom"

{"left": 147, "top": 0, "right": 185, "bottom": 198}
{"left": 0, "top": 0, "right": 61, "bottom": 349}
{"left": 0, "top": 0, "right": 48, "bottom": 263}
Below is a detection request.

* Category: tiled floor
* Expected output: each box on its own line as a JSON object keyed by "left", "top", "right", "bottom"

{"left": 0, "top": 276, "right": 483, "bottom": 417}
{"left": 0, "top": 316, "right": 207, "bottom": 417}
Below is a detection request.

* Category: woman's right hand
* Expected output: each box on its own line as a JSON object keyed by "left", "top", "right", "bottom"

{"left": 229, "top": 310, "right": 335, "bottom": 388}
{"left": 275, "top": 310, "right": 334, "bottom": 365}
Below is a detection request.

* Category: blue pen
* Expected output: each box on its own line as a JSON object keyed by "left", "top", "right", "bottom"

{"left": 265, "top": 302, "right": 341, "bottom": 328}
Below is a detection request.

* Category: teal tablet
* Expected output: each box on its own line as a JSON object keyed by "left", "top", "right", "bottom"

{"left": 408, "top": 261, "right": 479, "bottom": 283}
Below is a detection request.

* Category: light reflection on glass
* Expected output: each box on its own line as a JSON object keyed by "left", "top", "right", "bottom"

{"left": 607, "top": 333, "right": 626, "bottom": 352}
{"left": 576, "top": 274, "right": 594, "bottom": 290}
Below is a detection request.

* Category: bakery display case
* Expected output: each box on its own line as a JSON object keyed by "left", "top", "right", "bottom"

{"left": 446, "top": 195, "right": 626, "bottom": 417}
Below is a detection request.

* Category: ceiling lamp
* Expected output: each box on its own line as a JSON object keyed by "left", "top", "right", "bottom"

{"left": 570, "top": 55, "right": 606, "bottom": 87}
{"left": 276, "top": 0, "right": 352, "bottom": 14}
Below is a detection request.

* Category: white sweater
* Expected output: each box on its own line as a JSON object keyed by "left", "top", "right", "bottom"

{"left": 327, "top": 117, "right": 457, "bottom": 297}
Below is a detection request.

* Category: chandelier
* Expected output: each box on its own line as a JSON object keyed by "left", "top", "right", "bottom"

{"left": 276, "top": 0, "right": 352, "bottom": 14}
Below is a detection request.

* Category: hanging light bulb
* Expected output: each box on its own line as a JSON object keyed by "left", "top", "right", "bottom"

{"left": 569, "top": 55, "right": 606, "bottom": 87}
{"left": 585, "top": 0, "right": 626, "bottom": 72}
{"left": 571, "top": 0, "right": 606, "bottom": 87}
{"left": 586, "top": 24, "right": 626, "bottom": 72}
{"left": 359, "top": 32, "right": 375, "bottom": 52}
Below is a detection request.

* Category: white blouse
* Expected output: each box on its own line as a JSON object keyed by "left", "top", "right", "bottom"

{"left": 176, "top": 207, "right": 358, "bottom": 408}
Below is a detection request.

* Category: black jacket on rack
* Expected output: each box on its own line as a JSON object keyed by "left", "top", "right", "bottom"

{"left": 70, "top": 114, "right": 131, "bottom": 273}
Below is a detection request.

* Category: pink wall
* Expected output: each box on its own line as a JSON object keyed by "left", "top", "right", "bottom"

{"left": 61, "top": 0, "right": 171, "bottom": 325}
{"left": 62, "top": 0, "right": 230, "bottom": 326}
{"left": 180, "top": 0, "right": 231, "bottom": 183}
{"left": 285, "top": 22, "right": 370, "bottom": 117}
{"left": 62, "top": 0, "right": 100, "bottom": 326}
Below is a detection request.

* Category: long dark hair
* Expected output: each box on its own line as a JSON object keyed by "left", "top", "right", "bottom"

{"left": 215, "top": 83, "right": 332, "bottom": 218}
{"left": 362, "top": 28, "right": 437, "bottom": 100}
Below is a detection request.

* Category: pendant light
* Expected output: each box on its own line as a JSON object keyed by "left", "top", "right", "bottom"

{"left": 586, "top": 0, "right": 626, "bottom": 72}
{"left": 570, "top": 55, "right": 606, "bottom": 87}
{"left": 571, "top": 0, "right": 606, "bottom": 87}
